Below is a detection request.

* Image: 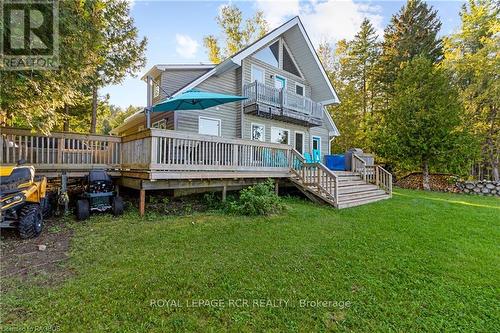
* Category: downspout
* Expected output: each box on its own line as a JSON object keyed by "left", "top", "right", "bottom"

{"left": 145, "top": 75, "right": 152, "bottom": 129}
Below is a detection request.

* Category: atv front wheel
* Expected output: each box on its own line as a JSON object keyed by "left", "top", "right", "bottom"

{"left": 18, "top": 204, "right": 43, "bottom": 239}
{"left": 112, "top": 196, "right": 124, "bottom": 216}
{"left": 76, "top": 199, "right": 90, "bottom": 221}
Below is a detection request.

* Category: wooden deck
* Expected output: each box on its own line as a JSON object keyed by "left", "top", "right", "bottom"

{"left": 1, "top": 127, "right": 392, "bottom": 214}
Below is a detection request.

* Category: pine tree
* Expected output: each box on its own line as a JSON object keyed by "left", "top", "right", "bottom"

{"left": 377, "top": 57, "right": 467, "bottom": 190}
{"left": 346, "top": 19, "right": 381, "bottom": 144}
{"left": 320, "top": 20, "right": 380, "bottom": 153}
{"left": 378, "top": 0, "right": 442, "bottom": 97}
{"left": 444, "top": 0, "right": 499, "bottom": 180}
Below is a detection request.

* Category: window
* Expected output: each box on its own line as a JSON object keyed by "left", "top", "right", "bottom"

{"left": 283, "top": 44, "right": 301, "bottom": 77}
{"left": 274, "top": 76, "right": 286, "bottom": 89}
{"left": 271, "top": 127, "right": 290, "bottom": 145}
{"left": 153, "top": 84, "right": 160, "bottom": 98}
{"left": 251, "top": 65, "right": 265, "bottom": 83}
{"left": 253, "top": 41, "right": 279, "bottom": 68}
{"left": 251, "top": 123, "right": 265, "bottom": 141}
{"left": 295, "top": 131, "right": 304, "bottom": 154}
{"left": 152, "top": 119, "right": 167, "bottom": 129}
{"left": 295, "top": 83, "right": 304, "bottom": 96}
{"left": 198, "top": 116, "right": 221, "bottom": 136}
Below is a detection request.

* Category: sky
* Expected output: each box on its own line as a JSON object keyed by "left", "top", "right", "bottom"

{"left": 102, "top": 0, "right": 466, "bottom": 108}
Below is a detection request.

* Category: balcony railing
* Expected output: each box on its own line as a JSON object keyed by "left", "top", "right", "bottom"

{"left": 243, "top": 81, "right": 323, "bottom": 126}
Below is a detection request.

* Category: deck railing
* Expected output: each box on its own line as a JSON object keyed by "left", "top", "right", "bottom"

{"left": 0, "top": 127, "right": 122, "bottom": 170}
{"left": 351, "top": 153, "right": 392, "bottom": 196}
{"left": 243, "top": 81, "right": 323, "bottom": 120}
{"left": 122, "top": 129, "right": 292, "bottom": 172}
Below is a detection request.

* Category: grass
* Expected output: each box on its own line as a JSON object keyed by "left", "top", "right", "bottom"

{"left": 1, "top": 189, "right": 499, "bottom": 332}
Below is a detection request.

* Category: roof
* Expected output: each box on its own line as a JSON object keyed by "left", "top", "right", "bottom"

{"left": 140, "top": 64, "right": 215, "bottom": 81}
{"left": 113, "top": 16, "right": 341, "bottom": 135}
{"left": 171, "top": 16, "right": 340, "bottom": 105}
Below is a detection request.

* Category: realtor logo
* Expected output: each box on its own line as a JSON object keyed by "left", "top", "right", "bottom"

{"left": 1, "top": 0, "right": 59, "bottom": 70}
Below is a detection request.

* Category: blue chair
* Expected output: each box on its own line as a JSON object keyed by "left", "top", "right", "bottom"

{"left": 303, "top": 152, "right": 314, "bottom": 164}
{"left": 262, "top": 148, "right": 272, "bottom": 167}
{"left": 313, "top": 149, "right": 321, "bottom": 163}
{"left": 276, "top": 151, "right": 288, "bottom": 167}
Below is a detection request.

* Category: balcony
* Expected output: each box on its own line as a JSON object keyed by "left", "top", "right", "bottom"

{"left": 242, "top": 81, "right": 323, "bottom": 127}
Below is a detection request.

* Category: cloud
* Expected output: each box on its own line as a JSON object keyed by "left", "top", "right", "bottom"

{"left": 255, "top": 0, "right": 383, "bottom": 45}
{"left": 175, "top": 34, "right": 199, "bottom": 59}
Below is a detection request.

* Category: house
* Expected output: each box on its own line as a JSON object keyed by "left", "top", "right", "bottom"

{"left": 1, "top": 17, "right": 391, "bottom": 215}
{"left": 112, "top": 16, "right": 340, "bottom": 163}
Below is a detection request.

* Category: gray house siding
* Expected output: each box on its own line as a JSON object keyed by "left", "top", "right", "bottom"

{"left": 152, "top": 68, "right": 210, "bottom": 105}
{"left": 175, "top": 69, "right": 241, "bottom": 139}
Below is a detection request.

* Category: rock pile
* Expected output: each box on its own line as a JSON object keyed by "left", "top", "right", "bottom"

{"left": 455, "top": 180, "right": 500, "bottom": 197}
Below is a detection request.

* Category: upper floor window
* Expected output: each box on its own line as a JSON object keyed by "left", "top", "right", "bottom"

{"left": 251, "top": 65, "right": 265, "bottom": 83}
{"left": 253, "top": 41, "right": 279, "bottom": 68}
{"left": 283, "top": 45, "right": 301, "bottom": 77}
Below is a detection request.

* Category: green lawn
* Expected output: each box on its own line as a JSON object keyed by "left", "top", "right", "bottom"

{"left": 1, "top": 189, "right": 499, "bottom": 332}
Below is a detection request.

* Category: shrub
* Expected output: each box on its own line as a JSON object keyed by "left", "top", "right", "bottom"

{"left": 226, "top": 179, "right": 285, "bottom": 216}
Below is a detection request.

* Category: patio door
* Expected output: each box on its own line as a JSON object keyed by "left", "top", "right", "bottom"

{"left": 274, "top": 76, "right": 286, "bottom": 90}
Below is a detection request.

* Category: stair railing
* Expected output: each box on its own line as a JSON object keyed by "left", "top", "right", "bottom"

{"left": 352, "top": 153, "right": 392, "bottom": 197}
{"left": 374, "top": 165, "right": 393, "bottom": 197}
{"left": 290, "top": 149, "right": 339, "bottom": 205}
{"left": 351, "top": 153, "right": 367, "bottom": 181}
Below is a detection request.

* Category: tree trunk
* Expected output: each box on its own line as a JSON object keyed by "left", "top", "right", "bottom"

{"left": 63, "top": 104, "right": 70, "bottom": 132}
{"left": 422, "top": 158, "right": 430, "bottom": 191}
{"left": 91, "top": 85, "right": 98, "bottom": 134}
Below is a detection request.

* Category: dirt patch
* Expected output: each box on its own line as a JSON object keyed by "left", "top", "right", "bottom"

{"left": 0, "top": 217, "right": 75, "bottom": 292}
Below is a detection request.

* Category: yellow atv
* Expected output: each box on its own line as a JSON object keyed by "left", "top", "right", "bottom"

{"left": 0, "top": 163, "right": 49, "bottom": 238}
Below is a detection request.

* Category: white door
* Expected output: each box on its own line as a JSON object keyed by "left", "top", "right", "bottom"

{"left": 198, "top": 117, "right": 221, "bottom": 136}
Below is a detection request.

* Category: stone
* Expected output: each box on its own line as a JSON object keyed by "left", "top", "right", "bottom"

{"left": 463, "top": 188, "right": 470, "bottom": 193}
{"left": 465, "top": 183, "right": 475, "bottom": 190}
{"left": 473, "top": 187, "right": 481, "bottom": 193}
{"left": 486, "top": 183, "right": 496, "bottom": 189}
{"left": 38, "top": 244, "right": 46, "bottom": 251}
{"left": 481, "top": 187, "right": 490, "bottom": 194}
{"left": 491, "top": 190, "right": 497, "bottom": 195}
{"left": 476, "top": 183, "right": 484, "bottom": 188}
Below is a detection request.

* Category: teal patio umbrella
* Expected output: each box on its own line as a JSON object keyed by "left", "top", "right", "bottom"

{"left": 151, "top": 89, "right": 247, "bottom": 112}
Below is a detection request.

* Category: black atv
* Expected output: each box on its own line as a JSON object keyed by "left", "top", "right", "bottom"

{"left": 75, "top": 170, "right": 124, "bottom": 221}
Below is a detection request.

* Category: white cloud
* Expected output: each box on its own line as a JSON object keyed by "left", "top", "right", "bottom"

{"left": 175, "top": 34, "right": 199, "bottom": 59}
{"left": 256, "top": 0, "right": 383, "bottom": 45}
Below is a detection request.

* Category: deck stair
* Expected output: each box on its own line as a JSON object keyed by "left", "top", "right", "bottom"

{"left": 290, "top": 150, "right": 392, "bottom": 209}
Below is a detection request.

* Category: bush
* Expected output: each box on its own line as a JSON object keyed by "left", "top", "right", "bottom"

{"left": 226, "top": 179, "right": 285, "bottom": 216}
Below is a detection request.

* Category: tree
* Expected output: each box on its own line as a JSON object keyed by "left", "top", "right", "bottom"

{"left": 203, "top": 4, "right": 268, "bottom": 64}
{"left": 444, "top": 0, "right": 499, "bottom": 180}
{"left": 377, "top": 57, "right": 468, "bottom": 190}
{"left": 320, "top": 20, "right": 381, "bottom": 153}
{"left": 378, "top": 0, "right": 442, "bottom": 98}
{"left": 102, "top": 105, "right": 143, "bottom": 134}
{"left": 89, "top": 0, "right": 147, "bottom": 133}
{"left": 0, "top": 1, "right": 101, "bottom": 133}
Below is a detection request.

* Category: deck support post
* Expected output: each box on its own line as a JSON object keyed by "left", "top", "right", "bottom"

{"left": 222, "top": 185, "right": 227, "bottom": 202}
{"left": 139, "top": 189, "right": 146, "bottom": 217}
{"left": 275, "top": 179, "right": 279, "bottom": 195}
